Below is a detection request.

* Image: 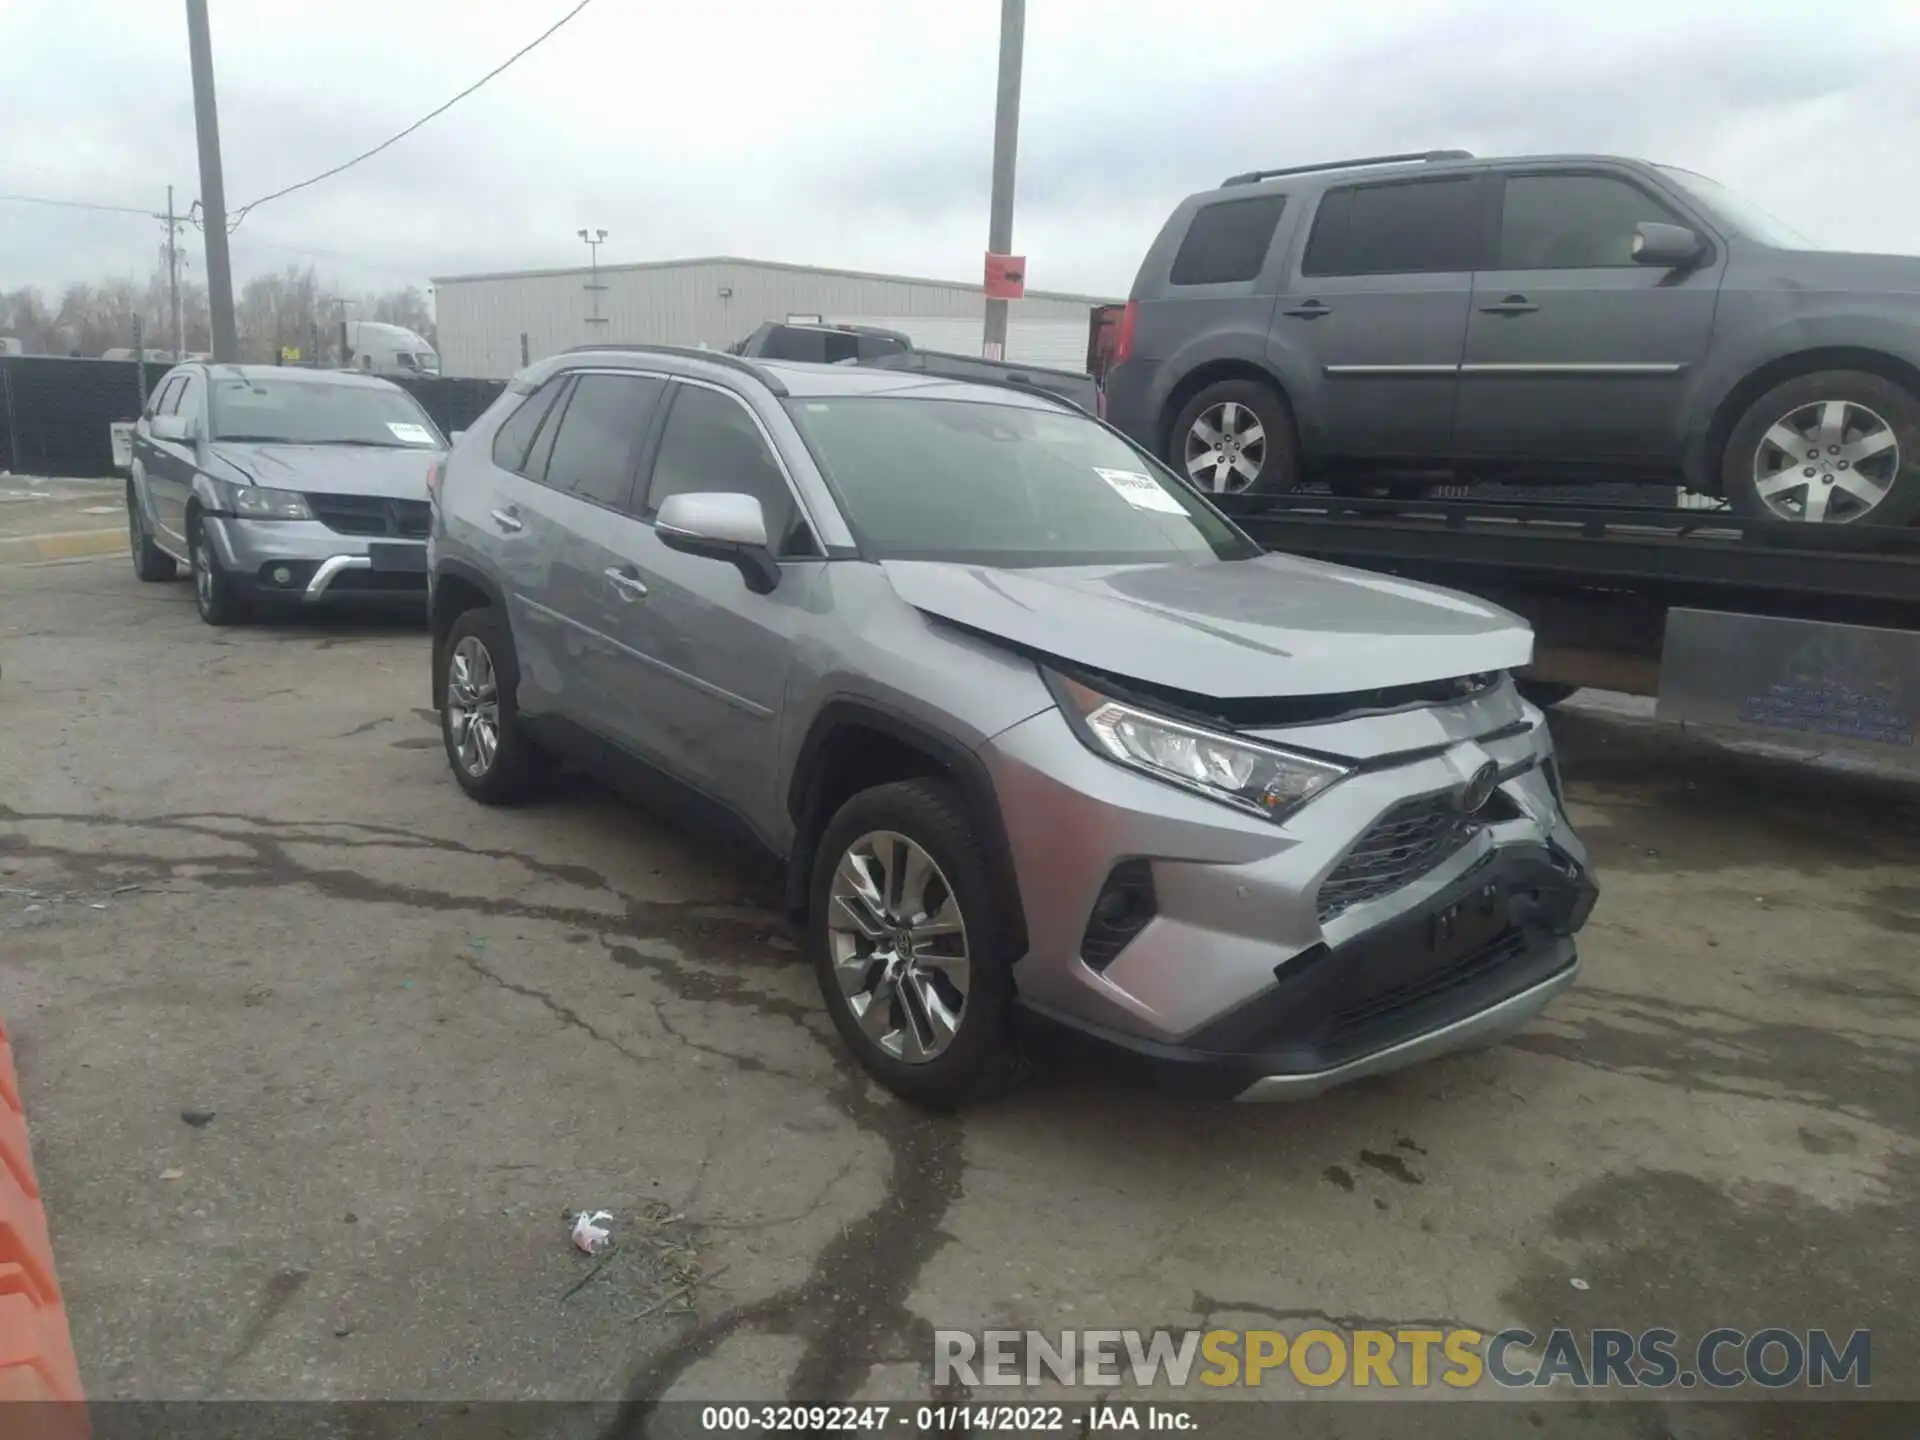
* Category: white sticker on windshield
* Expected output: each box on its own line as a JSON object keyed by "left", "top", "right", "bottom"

{"left": 387, "top": 421, "right": 435, "bottom": 445}
{"left": 1094, "top": 466, "right": 1185, "bottom": 515}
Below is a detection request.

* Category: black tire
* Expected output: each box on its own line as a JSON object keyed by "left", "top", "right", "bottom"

{"left": 127, "top": 480, "right": 176, "bottom": 582}
{"left": 436, "top": 606, "right": 554, "bottom": 805}
{"left": 1168, "top": 378, "right": 1299, "bottom": 502}
{"left": 808, "top": 778, "right": 1020, "bottom": 1109}
{"left": 188, "top": 515, "right": 248, "bottom": 625}
{"left": 1515, "top": 679, "right": 1579, "bottom": 709}
{"left": 1721, "top": 370, "right": 1920, "bottom": 527}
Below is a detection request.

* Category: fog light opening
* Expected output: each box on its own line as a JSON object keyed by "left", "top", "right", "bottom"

{"left": 1080, "top": 859, "right": 1158, "bottom": 973}
{"left": 271, "top": 566, "right": 294, "bottom": 586}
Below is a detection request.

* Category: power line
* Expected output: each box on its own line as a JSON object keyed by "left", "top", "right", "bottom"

{"left": 0, "top": 191, "right": 153, "bottom": 217}
{"left": 228, "top": 0, "right": 595, "bottom": 230}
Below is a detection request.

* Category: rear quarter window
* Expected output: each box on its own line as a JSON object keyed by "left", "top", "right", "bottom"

{"left": 490, "top": 377, "right": 568, "bottom": 474}
{"left": 1169, "top": 194, "right": 1287, "bottom": 285}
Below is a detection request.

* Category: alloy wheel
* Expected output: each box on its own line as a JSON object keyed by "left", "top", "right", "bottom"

{"left": 1184, "top": 400, "right": 1267, "bottom": 493}
{"left": 192, "top": 536, "right": 214, "bottom": 610}
{"left": 1751, "top": 398, "right": 1900, "bottom": 523}
{"left": 826, "top": 830, "right": 971, "bottom": 1064}
{"left": 446, "top": 636, "right": 501, "bottom": 778}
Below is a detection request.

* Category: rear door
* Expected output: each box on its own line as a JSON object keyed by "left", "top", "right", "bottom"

{"left": 1454, "top": 168, "right": 1725, "bottom": 466}
{"left": 472, "top": 373, "right": 577, "bottom": 713}
{"left": 1272, "top": 174, "right": 1486, "bottom": 461}
{"left": 527, "top": 370, "right": 673, "bottom": 746}
{"left": 596, "top": 380, "right": 826, "bottom": 827}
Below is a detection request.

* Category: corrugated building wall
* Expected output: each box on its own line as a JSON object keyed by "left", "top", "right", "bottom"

{"left": 432, "top": 256, "right": 1114, "bottom": 379}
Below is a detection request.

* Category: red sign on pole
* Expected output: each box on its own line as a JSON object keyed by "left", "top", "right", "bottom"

{"left": 984, "top": 253, "right": 1027, "bottom": 300}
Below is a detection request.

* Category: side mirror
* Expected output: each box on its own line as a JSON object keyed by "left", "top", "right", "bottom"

{"left": 149, "top": 414, "right": 195, "bottom": 444}
{"left": 1632, "top": 222, "right": 1704, "bottom": 268}
{"left": 655, "top": 492, "right": 779, "bottom": 594}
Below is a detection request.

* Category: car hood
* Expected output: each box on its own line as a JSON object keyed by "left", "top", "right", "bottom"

{"left": 208, "top": 441, "right": 441, "bottom": 498}
{"left": 881, "top": 555, "right": 1533, "bottom": 699}
{"left": 1765, "top": 248, "right": 1920, "bottom": 294}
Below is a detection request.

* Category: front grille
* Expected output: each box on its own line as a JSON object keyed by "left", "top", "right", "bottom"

{"left": 306, "top": 493, "right": 431, "bottom": 538}
{"left": 1316, "top": 790, "right": 1522, "bottom": 924}
{"left": 1323, "top": 928, "right": 1528, "bottom": 1052}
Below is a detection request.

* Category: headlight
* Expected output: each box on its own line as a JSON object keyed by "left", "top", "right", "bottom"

{"left": 212, "top": 478, "right": 311, "bottom": 520}
{"left": 1045, "top": 670, "right": 1349, "bottom": 822}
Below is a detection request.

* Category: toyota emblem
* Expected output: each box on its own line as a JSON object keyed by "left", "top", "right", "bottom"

{"left": 1457, "top": 760, "right": 1500, "bottom": 815}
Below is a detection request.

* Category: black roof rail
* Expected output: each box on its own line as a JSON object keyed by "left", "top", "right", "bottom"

{"left": 1220, "top": 150, "right": 1474, "bottom": 187}
{"left": 561, "top": 342, "right": 788, "bottom": 396}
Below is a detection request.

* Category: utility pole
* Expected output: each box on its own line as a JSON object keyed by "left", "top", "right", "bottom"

{"left": 982, "top": 0, "right": 1025, "bottom": 361}
{"left": 579, "top": 228, "right": 608, "bottom": 334}
{"left": 185, "top": 0, "right": 238, "bottom": 361}
{"left": 166, "top": 186, "right": 184, "bottom": 359}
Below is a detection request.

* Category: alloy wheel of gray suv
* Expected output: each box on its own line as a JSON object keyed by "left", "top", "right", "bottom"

{"left": 810, "top": 778, "right": 1018, "bottom": 1108}
{"left": 1172, "top": 379, "right": 1298, "bottom": 499}
{"left": 437, "top": 607, "right": 555, "bottom": 804}
{"left": 1724, "top": 370, "right": 1920, "bottom": 527}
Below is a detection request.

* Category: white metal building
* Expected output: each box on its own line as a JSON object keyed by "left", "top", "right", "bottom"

{"left": 430, "top": 255, "right": 1116, "bottom": 379}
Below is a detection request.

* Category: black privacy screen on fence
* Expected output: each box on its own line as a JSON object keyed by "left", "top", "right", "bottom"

{"left": 0, "top": 357, "right": 507, "bottom": 479}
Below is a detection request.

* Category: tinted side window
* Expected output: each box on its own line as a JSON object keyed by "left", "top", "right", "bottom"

{"left": 542, "top": 374, "right": 664, "bottom": 511}
{"left": 1498, "top": 174, "right": 1683, "bottom": 269}
{"left": 644, "top": 385, "right": 808, "bottom": 555}
{"left": 172, "top": 375, "right": 202, "bottom": 425}
{"left": 1169, "top": 194, "right": 1287, "bottom": 285}
{"left": 150, "top": 376, "right": 184, "bottom": 415}
{"left": 490, "top": 378, "right": 569, "bottom": 475}
{"left": 522, "top": 378, "right": 575, "bottom": 485}
{"left": 1301, "top": 178, "right": 1482, "bottom": 276}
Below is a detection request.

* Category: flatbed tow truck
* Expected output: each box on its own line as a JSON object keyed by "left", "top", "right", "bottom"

{"left": 1218, "top": 491, "right": 1920, "bottom": 768}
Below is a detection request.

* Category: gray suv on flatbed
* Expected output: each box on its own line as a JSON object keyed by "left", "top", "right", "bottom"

{"left": 427, "top": 344, "right": 1595, "bottom": 1106}
{"left": 1103, "top": 149, "right": 1920, "bottom": 526}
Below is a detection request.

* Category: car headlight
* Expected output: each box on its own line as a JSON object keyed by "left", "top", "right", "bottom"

{"left": 1045, "top": 670, "right": 1349, "bottom": 822}
{"left": 211, "top": 478, "right": 311, "bottom": 520}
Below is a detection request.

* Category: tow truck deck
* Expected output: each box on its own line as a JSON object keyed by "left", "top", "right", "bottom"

{"left": 1223, "top": 492, "right": 1920, "bottom": 764}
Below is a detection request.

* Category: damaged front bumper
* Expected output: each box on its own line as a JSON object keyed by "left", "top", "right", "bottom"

{"left": 984, "top": 678, "right": 1598, "bottom": 1100}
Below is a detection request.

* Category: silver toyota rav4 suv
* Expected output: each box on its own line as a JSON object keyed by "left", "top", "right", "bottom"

{"left": 427, "top": 344, "right": 1597, "bottom": 1106}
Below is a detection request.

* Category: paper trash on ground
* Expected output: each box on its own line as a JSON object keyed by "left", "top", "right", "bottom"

{"left": 570, "top": 1209, "right": 614, "bottom": 1255}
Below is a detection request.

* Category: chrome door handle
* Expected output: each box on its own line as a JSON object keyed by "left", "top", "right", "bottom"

{"left": 489, "top": 507, "right": 524, "bottom": 533}
{"left": 1282, "top": 300, "right": 1331, "bottom": 318}
{"left": 605, "top": 567, "right": 649, "bottom": 600}
{"left": 1479, "top": 295, "right": 1538, "bottom": 315}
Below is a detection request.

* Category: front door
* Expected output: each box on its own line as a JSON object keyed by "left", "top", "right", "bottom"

{"left": 598, "top": 380, "right": 823, "bottom": 829}
{"left": 1272, "top": 174, "right": 1485, "bottom": 462}
{"left": 1454, "top": 170, "right": 1725, "bottom": 467}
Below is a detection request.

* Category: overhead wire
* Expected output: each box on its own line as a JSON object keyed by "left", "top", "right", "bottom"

{"left": 226, "top": 0, "right": 595, "bottom": 231}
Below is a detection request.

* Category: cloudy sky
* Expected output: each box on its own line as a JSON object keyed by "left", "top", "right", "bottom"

{"left": 4, "top": 0, "right": 1920, "bottom": 305}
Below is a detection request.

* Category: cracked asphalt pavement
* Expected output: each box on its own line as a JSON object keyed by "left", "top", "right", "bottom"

{"left": 1, "top": 553, "right": 1915, "bottom": 1433}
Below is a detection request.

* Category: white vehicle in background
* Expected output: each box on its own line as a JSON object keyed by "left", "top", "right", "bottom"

{"left": 343, "top": 321, "right": 440, "bottom": 377}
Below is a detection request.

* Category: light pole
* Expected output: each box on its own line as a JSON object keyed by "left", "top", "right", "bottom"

{"left": 579, "top": 228, "right": 608, "bottom": 334}
{"left": 982, "top": 0, "right": 1025, "bottom": 360}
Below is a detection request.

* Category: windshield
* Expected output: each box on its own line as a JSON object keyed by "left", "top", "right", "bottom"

{"left": 1655, "top": 166, "right": 1818, "bottom": 250}
{"left": 786, "top": 396, "right": 1259, "bottom": 567}
{"left": 209, "top": 376, "right": 444, "bottom": 447}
